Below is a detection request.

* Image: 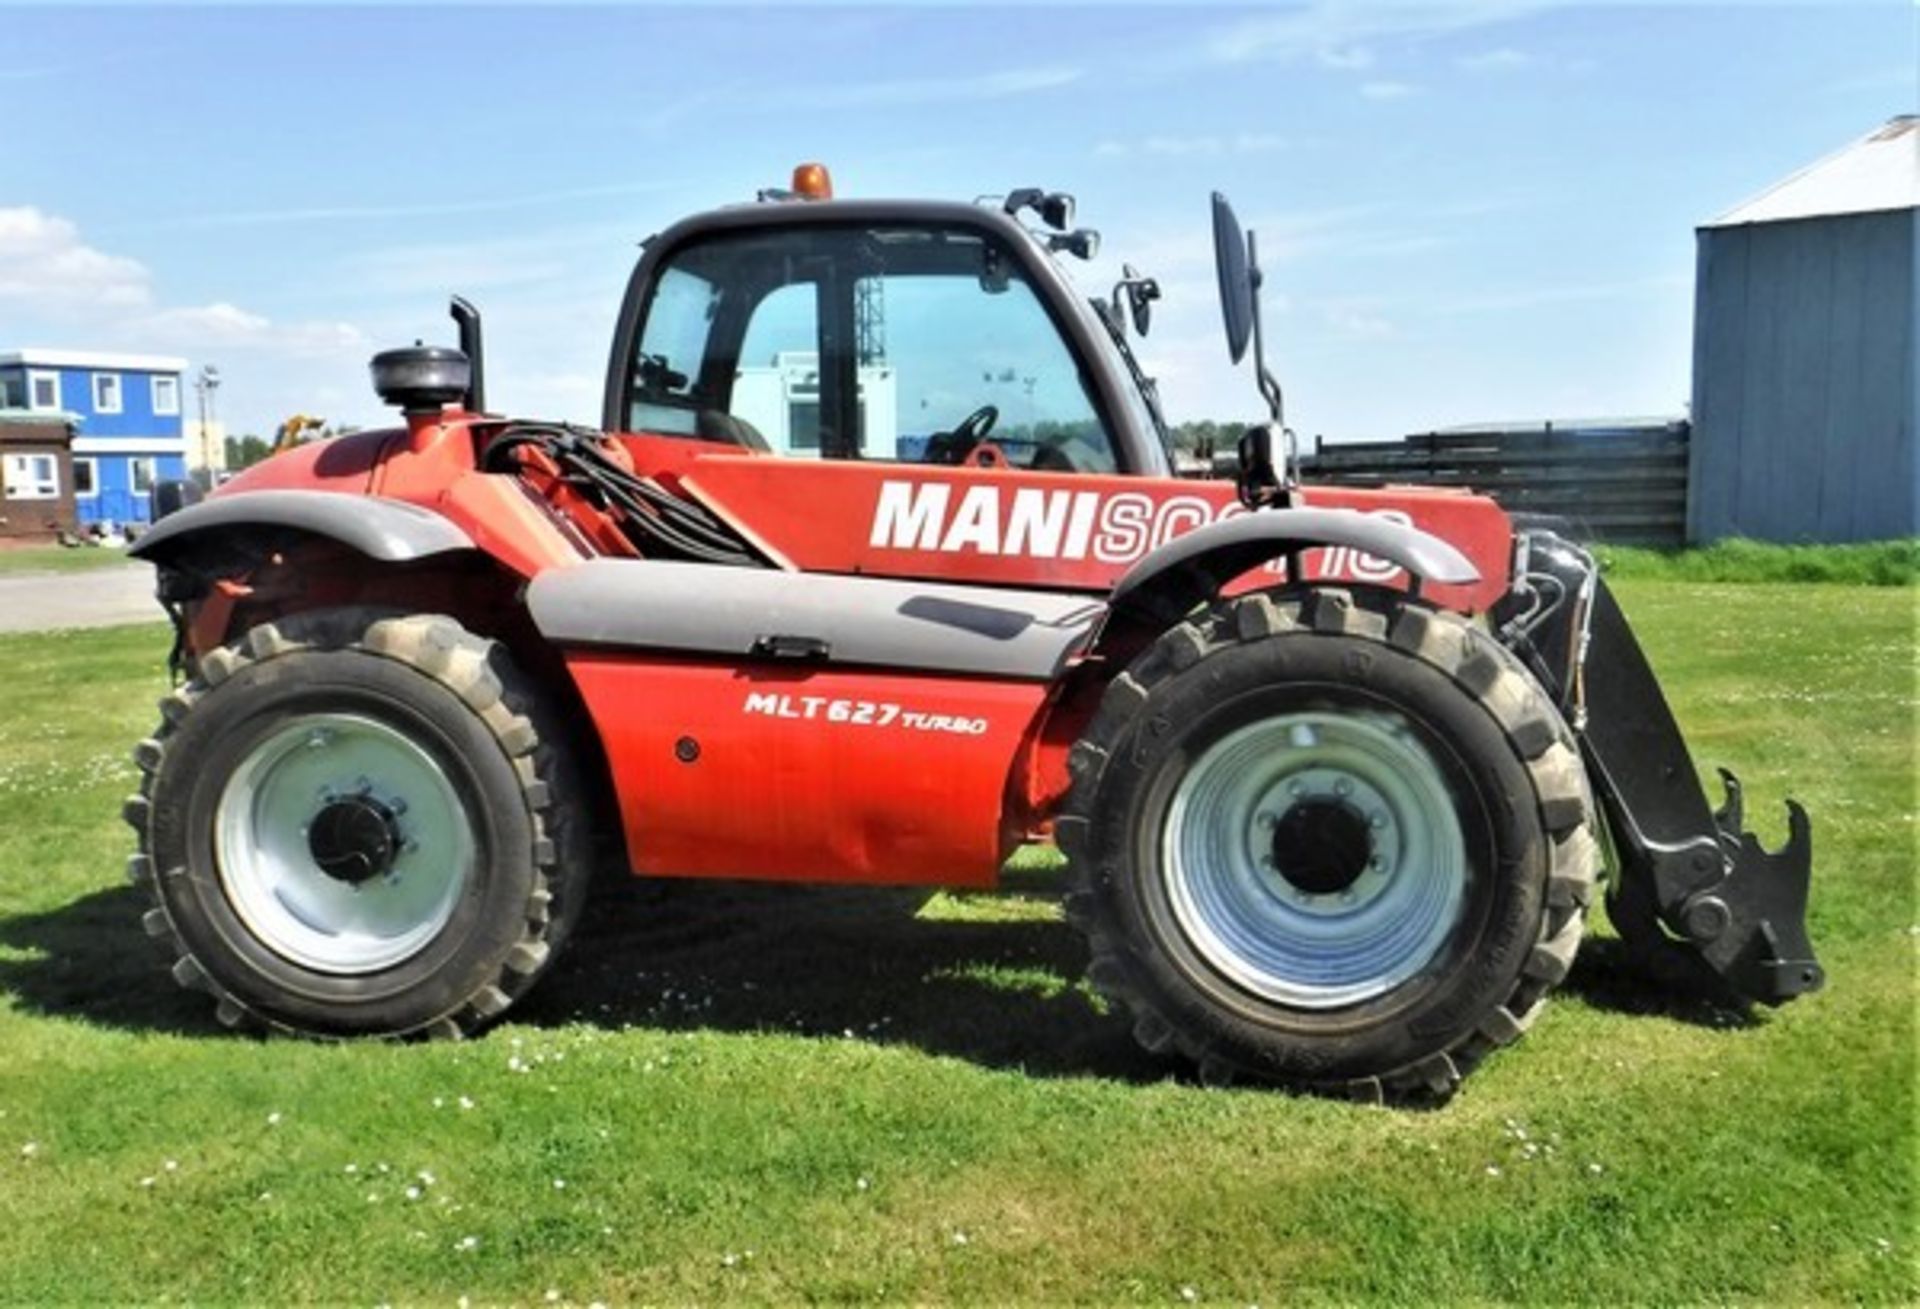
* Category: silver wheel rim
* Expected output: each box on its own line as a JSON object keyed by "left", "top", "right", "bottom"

{"left": 214, "top": 713, "right": 476, "bottom": 975}
{"left": 1160, "top": 708, "right": 1468, "bottom": 1009}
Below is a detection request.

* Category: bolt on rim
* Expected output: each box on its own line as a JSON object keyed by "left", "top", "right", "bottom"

{"left": 213, "top": 713, "right": 476, "bottom": 975}
{"left": 1160, "top": 708, "right": 1467, "bottom": 1008}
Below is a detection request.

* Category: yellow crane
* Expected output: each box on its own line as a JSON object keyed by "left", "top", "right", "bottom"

{"left": 272, "top": 414, "right": 327, "bottom": 454}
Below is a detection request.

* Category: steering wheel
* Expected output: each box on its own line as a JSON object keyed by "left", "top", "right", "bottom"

{"left": 924, "top": 405, "right": 999, "bottom": 465}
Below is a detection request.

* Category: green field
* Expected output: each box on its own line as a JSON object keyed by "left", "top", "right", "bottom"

{"left": 0, "top": 584, "right": 1912, "bottom": 1304}
{"left": 1597, "top": 538, "right": 1918, "bottom": 587}
{"left": 0, "top": 544, "right": 136, "bottom": 576}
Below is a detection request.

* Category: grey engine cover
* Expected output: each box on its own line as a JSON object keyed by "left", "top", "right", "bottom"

{"left": 527, "top": 559, "right": 1106, "bottom": 680}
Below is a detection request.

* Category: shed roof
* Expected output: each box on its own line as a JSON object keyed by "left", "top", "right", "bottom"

{"left": 1705, "top": 115, "right": 1919, "bottom": 229}
{"left": 0, "top": 408, "right": 78, "bottom": 427}
{"left": 0, "top": 349, "right": 189, "bottom": 373}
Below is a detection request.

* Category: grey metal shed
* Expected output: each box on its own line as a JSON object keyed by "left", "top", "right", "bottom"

{"left": 1689, "top": 116, "right": 1918, "bottom": 543}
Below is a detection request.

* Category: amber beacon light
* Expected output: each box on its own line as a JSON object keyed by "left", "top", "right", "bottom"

{"left": 791, "top": 162, "right": 834, "bottom": 200}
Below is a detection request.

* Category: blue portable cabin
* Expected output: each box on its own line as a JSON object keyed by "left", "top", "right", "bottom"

{"left": 0, "top": 349, "right": 190, "bottom": 526}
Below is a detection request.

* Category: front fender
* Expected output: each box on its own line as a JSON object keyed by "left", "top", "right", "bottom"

{"left": 1108, "top": 506, "right": 1480, "bottom": 623}
{"left": 129, "top": 489, "right": 475, "bottom": 567}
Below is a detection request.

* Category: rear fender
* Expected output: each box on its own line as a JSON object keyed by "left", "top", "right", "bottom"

{"left": 129, "top": 489, "right": 475, "bottom": 568}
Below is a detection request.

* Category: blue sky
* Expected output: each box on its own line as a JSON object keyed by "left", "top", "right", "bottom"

{"left": 2, "top": 2, "right": 1911, "bottom": 442}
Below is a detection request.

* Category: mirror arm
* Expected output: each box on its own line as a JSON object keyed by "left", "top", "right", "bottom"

{"left": 1246, "top": 235, "right": 1283, "bottom": 429}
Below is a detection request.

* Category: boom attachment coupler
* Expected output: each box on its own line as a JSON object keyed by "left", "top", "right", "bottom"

{"left": 1501, "top": 534, "right": 1823, "bottom": 1006}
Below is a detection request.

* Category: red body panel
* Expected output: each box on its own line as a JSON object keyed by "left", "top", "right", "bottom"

{"left": 205, "top": 420, "right": 1518, "bottom": 893}
{"left": 216, "top": 413, "right": 588, "bottom": 579}
{"left": 219, "top": 427, "right": 390, "bottom": 494}
{"left": 565, "top": 655, "right": 1051, "bottom": 886}
{"left": 667, "top": 452, "right": 1513, "bottom": 612}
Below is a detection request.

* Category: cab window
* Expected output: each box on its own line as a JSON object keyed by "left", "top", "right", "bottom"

{"left": 625, "top": 224, "right": 1118, "bottom": 473}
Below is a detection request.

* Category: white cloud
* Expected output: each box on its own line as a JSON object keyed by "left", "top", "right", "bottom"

{"left": 142, "top": 302, "right": 269, "bottom": 341}
{"left": 1456, "top": 46, "right": 1533, "bottom": 72}
{"left": 1230, "top": 131, "right": 1290, "bottom": 154}
{"left": 0, "top": 206, "right": 372, "bottom": 436}
{"left": 1433, "top": 273, "right": 1690, "bottom": 316}
{"left": 143, "top": 179, "right": 683, "bottom": 232}
{"left": 1359, "top": 80, "right": 1421, "bottom": 100}
{"left": 141, "top": 303, "right": 368, "bottom": 360}
{"left": 1820, "top": 66, "right": 1916, "bottom": 96}
{"left": 1206, "top": 2, "right": 1538, "bottom": 65}
{"left": 1095, "top": 132, "right": 1290, "bottom": 159}
{"left": 1316, "top": 44, "right": 1376, "bottom": 70}
{"left": 760, "top": 64, "right": 1082, "bottom": 112}
{"left": 511, "top": 370, "right": 602, "bottom": 418}
{"left": 1324, "top": 303, "right": 1397, "bottom": 339}
{"left": 0, "top": 207, "right": 152, "bottom": 312}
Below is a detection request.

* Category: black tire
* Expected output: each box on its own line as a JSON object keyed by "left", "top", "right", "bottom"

{"left": 1058, "top": 588, "right": 1599, "bottom": 1101}
{"left": 123, "top": 608, "right": 592, "bottom": 1038}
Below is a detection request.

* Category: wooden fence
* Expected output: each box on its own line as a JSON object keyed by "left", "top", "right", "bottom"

{"left": 1299, "top": 420, "right": 1691, "bottom": 546}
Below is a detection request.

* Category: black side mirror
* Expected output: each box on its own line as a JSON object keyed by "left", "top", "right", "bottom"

{"left": 1128, "top": 274, "right": 1160, "bottom": 336}
{"left": 1046, "top": 228, "right": 1100, "bottom": 261}
{"left": 1212, "top": 192, "right": 1255, "bottom": 364}
{"left": 1003, "top": 187, "right": 1077, "bottom": 232}
{"left": 1112, "top": 264, "right": 1162, "bottom": 337}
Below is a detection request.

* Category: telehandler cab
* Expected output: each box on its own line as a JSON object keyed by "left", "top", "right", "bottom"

{"left": 124, "top": 167, "right": 1820, "bottom": 1099}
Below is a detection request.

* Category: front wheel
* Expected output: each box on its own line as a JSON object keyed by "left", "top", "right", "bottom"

{"left": 1060, "top": 588, "right": 1599, "bottom": 1100}
{"left": 124, "top": 608, "right": 591, "bottom": 1038}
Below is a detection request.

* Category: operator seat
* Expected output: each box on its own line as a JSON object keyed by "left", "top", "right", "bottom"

{"left": 695, "top": 409, "right": 771, "bottom": 453}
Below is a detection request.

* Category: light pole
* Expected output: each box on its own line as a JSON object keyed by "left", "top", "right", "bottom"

{"left": 194, "top": 365, "right": 221, "bottom": 483}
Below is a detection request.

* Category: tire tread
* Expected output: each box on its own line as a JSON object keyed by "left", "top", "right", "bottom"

{"left": 124, "top": 607, "right": 590, "bottom": 1041}
{"left": 1060, "top": 588, "right": 1601, "bottom": 1102}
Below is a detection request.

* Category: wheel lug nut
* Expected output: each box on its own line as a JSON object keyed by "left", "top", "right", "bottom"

{"left": 1369, "top": 812, "right": 1386, "bottom": 829}
{"left": 1287, "top": 780, "right": 1307, "bottom": 798}
{"left": 1257, "top": 811, "right": 1277, "bottom": 830}
{"left": 1333, "top": 778, "right": 1353, "bottom": 797}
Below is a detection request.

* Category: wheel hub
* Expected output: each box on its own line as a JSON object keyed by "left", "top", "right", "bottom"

{"left": 1270, "top": 797, "right": 1372, "bottom": 896}
{"left": 214, "top": 713, "right": 475, "bottom": 976}
{"left": 308, "top": 795, "right": 404, "bottom": 886}
{"left": 1161, "top": 708, "right": 1468, "bottom": 1009}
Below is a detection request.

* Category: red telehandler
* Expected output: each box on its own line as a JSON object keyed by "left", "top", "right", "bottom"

{"left": 124, "top": 168, "right": 1819, "bottom": 1099}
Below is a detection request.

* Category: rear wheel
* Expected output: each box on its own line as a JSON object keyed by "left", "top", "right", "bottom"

{"left": 1059, "top": 588, "right": 1598, "bottom": 1100}
{"left": 124, "top": 608, "right": 591, "bottom": 1038}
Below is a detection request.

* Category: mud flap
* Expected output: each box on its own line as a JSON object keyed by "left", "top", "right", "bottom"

{"left": 1501, "top": 539, "right": 1823, "bottom": 1006}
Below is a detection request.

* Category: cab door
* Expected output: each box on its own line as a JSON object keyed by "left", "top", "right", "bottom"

{"left": 610, "top": 215, "right": 1203, "bottom": 590}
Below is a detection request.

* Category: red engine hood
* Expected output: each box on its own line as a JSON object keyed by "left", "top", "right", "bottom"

{"left": 660, "top": 452, "right": 1513, "bottom": 613}
{"left": 214, "top": 428, "right": 399, "bottom": 498}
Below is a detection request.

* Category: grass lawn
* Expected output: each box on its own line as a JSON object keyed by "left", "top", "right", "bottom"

{"left": 1597, "top": 537, "right": 1917, "bottom": 586}
{"left": 0, "top": 584, "right": 1912, "bottom": 1304}
{"left": 0, "top": 544, "right": 136, "bottom": 576}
